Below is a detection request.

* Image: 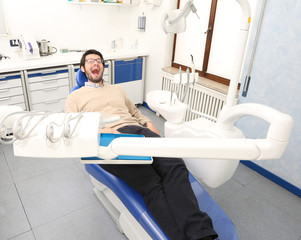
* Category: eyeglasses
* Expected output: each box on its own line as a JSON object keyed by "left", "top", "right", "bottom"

{"left": 85, "top": 58, "right": 103, "bottom": 65}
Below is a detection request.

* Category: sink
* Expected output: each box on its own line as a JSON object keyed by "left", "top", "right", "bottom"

{"left": 146, "top": 90, "right": 187, "bottom": 124}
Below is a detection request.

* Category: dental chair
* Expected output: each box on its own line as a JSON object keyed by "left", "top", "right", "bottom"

{"left": 71, "top": 69, "right": 238, "bottom": 240}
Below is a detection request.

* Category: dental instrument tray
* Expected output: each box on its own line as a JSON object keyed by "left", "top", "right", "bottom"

{"left": 81, "top": 133, "right": 153, "bottom": 164}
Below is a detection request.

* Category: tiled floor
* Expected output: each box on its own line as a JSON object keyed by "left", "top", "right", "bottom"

{"left": 1, "top": 106, "right": 300, "bottom": 240}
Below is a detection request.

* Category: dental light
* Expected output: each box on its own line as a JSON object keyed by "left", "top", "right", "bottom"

{"left": 162, "top": 0, "right": 199, "bottom": 34}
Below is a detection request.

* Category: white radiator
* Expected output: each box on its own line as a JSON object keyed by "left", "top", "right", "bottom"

{"left": 161, "top": 70, "right": 227, "bottom": 122}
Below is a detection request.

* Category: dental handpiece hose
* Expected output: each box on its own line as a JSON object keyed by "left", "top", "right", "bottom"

{"left": 191, "top": 55, "right": 196, "bottom": 85}
{"left": 182, "top": 68, "right": 190, "bottom": 103}
{"left": 182, "top": 55, "right": 196, "bottom": 103}
{"left": 177, "top": 66, "right": 182, "bottom": 97}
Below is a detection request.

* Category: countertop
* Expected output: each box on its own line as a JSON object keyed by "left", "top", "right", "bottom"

{"left": 0, "top": 48, "right": 149, "bottom": 73}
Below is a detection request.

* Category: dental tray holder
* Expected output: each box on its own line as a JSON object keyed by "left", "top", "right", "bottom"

{"left": 81, "top": 133, "right": 153, "bottom": 164}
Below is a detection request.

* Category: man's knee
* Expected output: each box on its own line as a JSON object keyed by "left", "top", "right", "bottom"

{"left": 153, "top": 157, "right": 188, "bottom": 178}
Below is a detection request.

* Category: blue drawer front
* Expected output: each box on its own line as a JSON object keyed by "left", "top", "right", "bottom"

{"left": 115, "top": 58, "right": 143, "bottom": 84}
{"left": 0, "top": 74, "right": 22, "bottom": 81}
{"left": 28, "top": 69, "right": 69, "bottom": 78}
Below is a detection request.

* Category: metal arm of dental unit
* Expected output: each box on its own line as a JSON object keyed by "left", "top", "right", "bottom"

{"left": 101, "top": 103, "right": 293, "bottom": 161}
{"left": 0, "top": 105, "right": 292, "bottom": 162}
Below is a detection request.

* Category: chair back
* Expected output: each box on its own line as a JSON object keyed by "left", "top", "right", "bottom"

{"left": 70, "top": 69, "right": 88, "bottom": 93}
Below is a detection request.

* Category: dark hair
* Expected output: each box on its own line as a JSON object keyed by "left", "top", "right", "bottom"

{"left": 80, "top": 49, "right": 104, "bottom": 67}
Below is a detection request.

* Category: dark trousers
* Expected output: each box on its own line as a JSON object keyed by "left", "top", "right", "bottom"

{"left": 101, "top": 125, "right": 218, "bottom": 240}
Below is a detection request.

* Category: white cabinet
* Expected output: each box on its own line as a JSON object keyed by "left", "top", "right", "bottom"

{"left": 70, "top": 64, "right": 80, "bottom": 88}
{"left": 103, "top": 61, "right": 112, "bottom": 85}
{"left": 0, "top": 72, "right": 27, "bottom": 110}
{"left": 25, "top": 66, "right": 70, "bottom": 111}
{"left": 112, "top": 57, "right": 145, "bottom": 104}
{"left": 1, "top": 54, "right": 143, "bottom": 112}
{"left": 67, "top": 1, "right": 139, "bottom": 6}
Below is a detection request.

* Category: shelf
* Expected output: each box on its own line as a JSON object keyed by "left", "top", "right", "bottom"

{"left": 67, "top": 1, "right": 139, "bottom": 6}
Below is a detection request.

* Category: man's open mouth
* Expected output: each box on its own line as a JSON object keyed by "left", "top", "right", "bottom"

{"left": 92, "top": 69, "right": 99, "bottom": 76}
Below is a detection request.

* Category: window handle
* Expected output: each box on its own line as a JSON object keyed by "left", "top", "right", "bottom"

{"left": 204, "top": 26, "right": 212, "bottom": 34}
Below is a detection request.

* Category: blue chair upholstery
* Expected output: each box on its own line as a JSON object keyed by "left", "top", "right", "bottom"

{"left": 70, "top": 69, "right": 88, "bottom": 93}
{"left": 85, "top": 164, "right": 238, "bottom": 240}
{"left": 75, "top": 69, "right": 88, "bottom": 87}
{"left": 71, "top": 69, "right": 239, "bottom": 240}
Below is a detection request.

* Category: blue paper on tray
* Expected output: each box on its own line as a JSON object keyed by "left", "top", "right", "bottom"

{"left": 81, "top": 133, "right": 153, "bottom": 164}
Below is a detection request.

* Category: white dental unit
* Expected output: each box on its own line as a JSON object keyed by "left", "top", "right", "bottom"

{"left": 0, "top": 0, "right": 293, "bottom": 239}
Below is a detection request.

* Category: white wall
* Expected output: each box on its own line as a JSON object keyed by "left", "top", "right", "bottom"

{"left": 1, "top": 0, "right": 175, "bottom": 93}
{"left": 0, "top": 0, "right": 7, "bottom": 35}
{"left": 238, "top": 0, "right": 301, "bottom": 189}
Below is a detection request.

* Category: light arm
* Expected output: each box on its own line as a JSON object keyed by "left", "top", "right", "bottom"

{"left": 108, "top": 137, "right": 260, "bottom": 160}
{"left": 168, "top": 0, "right": 198, "bottom": 25}
{"left": 98, "top": 103, "right": 293, "bottom": 162}
{"left": 217, "top": 103, "right": 293, "bottom": 160}
{"left": 162, "top": 0, "right": 199, "bottom": 34}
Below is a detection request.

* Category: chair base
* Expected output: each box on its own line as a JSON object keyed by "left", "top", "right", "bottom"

{"left": 90, "top": 175, "right": 153, "bottom": 240}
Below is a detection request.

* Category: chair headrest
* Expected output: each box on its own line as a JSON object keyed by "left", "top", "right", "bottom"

{"left": 76, "top": 69, "right": 88, "bottom": 87}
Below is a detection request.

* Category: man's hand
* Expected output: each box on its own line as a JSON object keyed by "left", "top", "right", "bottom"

{"left": 145, "top": 122, "right": 160, "bottom": 135}
{"left": 98, "top": 127, "right": 120, "bottom": 134}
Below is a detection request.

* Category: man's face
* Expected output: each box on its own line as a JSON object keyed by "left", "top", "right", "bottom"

{"left": 81, "top": 54, "right": 104, "bottom": 83}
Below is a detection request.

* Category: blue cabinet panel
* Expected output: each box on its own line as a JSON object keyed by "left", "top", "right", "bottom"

{"left": 0, "top": 74, "right": 22, "bottom": 81}
{"left": 28, "top": 69, "right": 69, "bottom": 78}
{"left": 114, "top": 58, "right": 143, "bottom": 84}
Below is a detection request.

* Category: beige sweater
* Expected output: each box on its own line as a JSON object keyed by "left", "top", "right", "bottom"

{"left": 64, "top": 84, "right": 151, "bottom": 130}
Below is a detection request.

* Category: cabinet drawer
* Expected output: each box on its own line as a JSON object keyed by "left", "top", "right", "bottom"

{"left": 27, "top": 69, "right": 69, "bottom": 84}
{"left": 103, "top": 75, "right": 110, "bottom": 85}
{"left": 0, "top": 87, "right": 23, "bottom": 98}
{"left": 0, "top": 73, "right": 22, "bottom": 81}
{"left": 118, "top": 80, "right": 143, "bottom": 104}
{"left": 0, "top": 78, "right": 22, "bottom": 89}
{"left": 16, "top": 103, "right": 26, "bottom": 110}
{"left": 5, "top": 102, "right": 26, "bottom": 110}
{"left": 114, "top": 58, "right": 143, "bottom": 84}
{"left": 31, "top": 98, "right": 66, "bottom": 111}
{"left": 29, "top": 78, "right": 69, "bottom": 91}
{"left": 30, "top": 85, "right": 69, "bottom": 104}
{"left": 0, "top": 95, "right": 25, "bottom": 106}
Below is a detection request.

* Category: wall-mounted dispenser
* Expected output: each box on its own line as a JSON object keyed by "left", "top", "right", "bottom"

{"left": 138, "top": 13, "right": 146, "bottom": 32}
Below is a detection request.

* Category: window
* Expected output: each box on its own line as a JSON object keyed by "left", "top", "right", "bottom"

{"left": 172, "top": 0, "right": 257, "bottom": 86}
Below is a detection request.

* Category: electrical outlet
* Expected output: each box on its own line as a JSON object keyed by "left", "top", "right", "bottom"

{"left": 9, "top": 39, "right": 19, "bottom": 47}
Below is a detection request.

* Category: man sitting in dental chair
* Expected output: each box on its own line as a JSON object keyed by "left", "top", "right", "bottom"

{"left": 65, "top": 49, "right": 218, "bottom": 240}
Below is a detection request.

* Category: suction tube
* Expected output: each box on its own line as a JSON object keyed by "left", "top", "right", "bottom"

{"left": 225, "top": 0, "right": 251, "bottom": 107}
{"left": 242, "top": 0, "right": 267, "bottom": 97}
